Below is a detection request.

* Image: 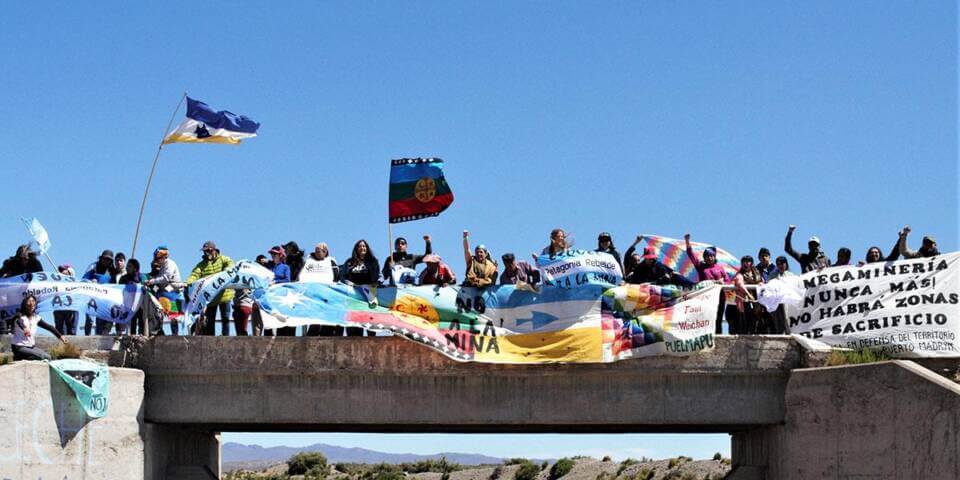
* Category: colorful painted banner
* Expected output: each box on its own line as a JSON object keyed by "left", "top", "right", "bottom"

{"left": 786, "top": 253, "right": 960, "bottom": 358}
{"left": 636, "top": 234, "right": 739, "bottom": 284}
{"left": 184, "top": 260, "right": 273, "bottom": 317}
{"left": 536, "top": 249, "right": 623, "bottom": 288}
{"left": 257, "top": 282, "right": 721, "bottom": 363}
{"left": 0, "top": 272, "right": 142, "bottom": 324}
{"left": 389, "top": 158, "right": 454, "bottom": 223}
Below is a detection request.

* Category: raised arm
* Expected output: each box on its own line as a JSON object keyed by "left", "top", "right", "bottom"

{"left": 462, "top": 231, "right": 473, "bottom": 271}
{"left": 898, "top": 226, "right": 919, "bottom": 259}
{"left": 684, "top": 233, "right": 701, "bottom": 268}
{"left": 784, "top": 225, "right": 802, "bottom": 263}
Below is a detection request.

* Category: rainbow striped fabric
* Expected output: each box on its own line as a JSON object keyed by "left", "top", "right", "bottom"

{"left": 635, "top": 234, "right": 739, "bottom": 284}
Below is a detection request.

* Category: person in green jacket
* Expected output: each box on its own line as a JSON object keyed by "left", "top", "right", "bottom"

{"left": 187, "top": 240, "right": 235, "bottom": 336}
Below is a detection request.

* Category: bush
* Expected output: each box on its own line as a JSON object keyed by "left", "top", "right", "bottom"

{"left": 49, "top": 342, "right": 82, "bottom": 360}
{"left": 616, "top": 458, "right": 638, "bottom": 476}
{"left": 826, "top": 348, "right": 891, "bottom": 366}
{"left": 514, "top": 461, "right": 541, "bottom": 480}
{"left": 288, "top": 452, "right": 328, "bottom": 476}
{"left": 0, "top": 354, "right": 11, "bottom": 366}
{"left": 400, "top": 457, "right": 462, "bottom": 473}
{"left": 549, "top": 458, "right": 575, "bottom": 480}
{"left": 362, "top": 463, "right": 404, "bottom": 480}
{"left": 490, "top": 465, "right": 505, "bottom": 480}
{"left": 601, "top": 456, "right": 612, "bottom": 463}
{"left": 505, "top": 458, "right": 530, "bottom": 466}
{"left": 712, "top": 452, "right": 722, "bottom": 461}
{"left": 541, "top": 461, "right": 548, "bottom": 471}
{"left": 668, "top": 458, "right": 679, "bottom": 469}
{"left": 336, "top": 463, "right": 366, "bottom": 475}
{"left": 634, "top": 468, "right": 654, "bottom": 480}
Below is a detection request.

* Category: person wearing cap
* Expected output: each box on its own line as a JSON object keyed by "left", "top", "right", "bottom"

{"left": 462, "top": 230, "right": 497, "bottom": 288}
{"left": 499, "top": 253, "right": 540, "bottom": 286}
{"left": 756, "top": 248, "right": 777, "bottom": 282}
{"left": 0, "top": 244, "right": 43, "bottom": 278}
{"left": 624, "top": 246, "right": 675, "bottom": 286}
{"left": 898, "top": 226, "right": 940, "bottom": 259}
{"left": 382, "top": 235, "right": 433, "bottom": 286}
{"left": 784, "top": 225, "right": 831, "bottom": 273}
{"left": 186, "top": 241, "right": 235, "bottom": 336}
{"left": 595, "top": 232, "right": 623, "bottom": 273}
{"left": 419, "top": 254, "right": 456, "bottom": 286}
{"left": 269, "top": 246, "right": 292, "bottom": 283}
{"left": 145, "top": 246, "right": 184, "bottom": 335}
{"left": 83, "top": 249, "right": 118, "bottom": 335}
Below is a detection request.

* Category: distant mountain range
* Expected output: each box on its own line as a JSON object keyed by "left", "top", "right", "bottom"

{"left": 223, "top": 442, "right": 505, "bottom": 466}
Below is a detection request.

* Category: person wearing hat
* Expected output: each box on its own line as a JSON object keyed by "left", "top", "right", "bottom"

{"left": 186, "top": 241, "right": 235, "bottom": 336}
{"left": 382, "top": 235, "right": 432, "bottom": 286}
{"left": 624, "top": 246, "right": 676, "bottom": 286}
{"left": 595, "top": 232, "right": 623, "bottom": 273}
{"left": 145, "top": 245, "right": 184, "bottom": 335}
{"left": 419, "top": 254, "right": 456, "bottom": 287}
{"left": 82, "top": 249, "right": 118, "bottom": 335}
{"left": 784, "top": 225, "right": 831, "bottom": 273}
{"left": 0, "top": 244, "right": 43, "bottom": 278}
{"left": 268, "top": 246, "right": 291, "bottom": 284}
{"left": 898, "top": 226, "right": 940, "bottom": 259}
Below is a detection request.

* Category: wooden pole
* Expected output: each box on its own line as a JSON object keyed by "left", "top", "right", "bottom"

{"left": 130, "top": 92, "right": 187, "bottom": 260}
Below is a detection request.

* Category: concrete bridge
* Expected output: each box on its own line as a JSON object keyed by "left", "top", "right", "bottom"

{"left": 1, "top": 335, "right": 958, "bottom": 479}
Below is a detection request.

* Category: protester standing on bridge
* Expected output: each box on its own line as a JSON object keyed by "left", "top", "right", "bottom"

{"left": 117, "top": 259, "right": 146, "bottom": 335}
{"left": 833, "top": 248, "right": 852, "bottom": 267}
{"left": 145, "top": 246, "right": 183, "bottom": 335}
{"left": 784, "top": 225, "right": 831, "bottom": 273}
{"left": 541, "top": 228, "right": 569, "bottom": 258}
{"left": 862, "top": 241, "right": 899, "bottom": 265}
{"left": 11, "top": 294, "right": 67, "bottom": 361}
{"left": 111, "top": 252, "right": 126, "bottom": 283}
{"left": 51, "top": 264, "right": 78, "bottom": 335}
{"left": 340, "top": 240, "right": 380, "bottom": 336}
{"left": 624, "top": 246, "right": 675, "bottom": 286}
{"left": 0, "top": 245, "right": 43, "bottom": 279}
{"left": 462, "top": 231, "right": 497, "bottom": 289}
{"left": 419, "top": 254, "right": 456, "bottom": 287}
{"left": 898, "top": 226, "right": 939, "bottom": 258}
{"left": 766, "top": 256, "right": 794, "bottom": 334}
{"left": 733, "top": 256, "right": 765, "bottom": 334}
{"left": 269, "top": 246, "right": 292, "bottom": 284}
{"left": 595, "top": 232, "right": 623, "bottom": 272}
{"left": 499, "top": 253, "right": 539, "bottom": 286}
{"left": 301, "top": 243, "right": 339, "bottom": 283}
{"left": 622, "top": 235, "right": 648, "bottom": 278}
{"left": 283, "top": 241, "right": 305, "bottom": 281}
{"left": 83, "top": 250, "right": 117, "bottom": 335}
{"left": 187, "top": 241, "right": 235, "bottom": 336}
{"left": 756, "top": 248, "right": 776, "bottom": 282}
{"left": 684, "top": 233, "right": 730, "bottom": 334}
{"left": 383, "top": 235, "right": 432, "bottom": 286}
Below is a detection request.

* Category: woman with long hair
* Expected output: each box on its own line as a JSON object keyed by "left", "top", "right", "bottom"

{"left": 12, "top": 294, "right": 68, "bottom": 361}
{"left": 340, "top": 240, "right": 380, "bottom": 336}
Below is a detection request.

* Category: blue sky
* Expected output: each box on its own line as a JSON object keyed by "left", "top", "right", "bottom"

{"left": 0, "top": 1, "right": 955, "bottom": 459}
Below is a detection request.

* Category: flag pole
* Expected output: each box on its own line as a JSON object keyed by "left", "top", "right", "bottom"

{"left": 131, "top": 92, "right": 187, "bottom": 260}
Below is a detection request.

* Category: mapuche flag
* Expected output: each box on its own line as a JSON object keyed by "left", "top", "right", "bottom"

{"left": 162, "top": 97, "right": 260, "bottom": 145}
{"left": 389, "top": 158, "right": 454, "bottom": 223}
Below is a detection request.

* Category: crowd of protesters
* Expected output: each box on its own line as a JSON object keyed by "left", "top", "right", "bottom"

{"left": 0, "top": 224, "right": 942, "bottom": 355}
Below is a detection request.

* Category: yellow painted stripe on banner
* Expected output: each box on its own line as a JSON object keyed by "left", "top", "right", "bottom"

{"left": 162, "top": 134, "right": 242, "bottom": 145}
{"left": 473, "top": 327, "right": 603, "bottom": 363}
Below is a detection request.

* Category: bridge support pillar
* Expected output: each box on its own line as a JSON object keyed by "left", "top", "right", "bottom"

{"left": 144, "top": 423, "right": 220, "bottom": 480}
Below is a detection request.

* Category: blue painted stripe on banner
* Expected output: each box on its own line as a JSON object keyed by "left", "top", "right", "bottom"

{"left": 186, "top": 97, "right": 260, "bottom": 134}
{"left": 389, "top": 162, "right": 445, "bottom": 183}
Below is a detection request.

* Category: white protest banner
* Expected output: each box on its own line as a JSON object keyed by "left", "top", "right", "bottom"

{"left": 786, "top": 253, "right": 960, "bottom": 358}
{"left": 0, "top": 272, "right": 142, "bottom": 324}
{"left": 185, "top": 260, "right": 273, "bottom": 316}
{"left": 536, "top": 250, "right": 622, "bottom": 288}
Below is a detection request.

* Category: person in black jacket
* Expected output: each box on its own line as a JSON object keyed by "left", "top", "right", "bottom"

{"left": 595, "top": 232, "right": 623, "bottom": 273}
{"left": 382, "top": 235, "right": 432, "bottom": 285}
{"left": 624, "top": 247, "right": 676, "bottom": 286}
{"left": 283, "top": 241, "right": 305, "bottom": 281}
{"left": 0, "top": 245, "right": 43, "bottom": 278}
{"left": 340, "top": 240, "right": 379, "bottom": 337}
{"left": 784, "top": 225, "right": 831, "bottom": 273}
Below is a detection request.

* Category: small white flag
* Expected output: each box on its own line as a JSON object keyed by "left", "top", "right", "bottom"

{"left": 21, "top": 217, "right": 51, "bottom": 254}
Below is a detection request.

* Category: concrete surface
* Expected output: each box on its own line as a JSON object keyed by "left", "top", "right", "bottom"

{"left": 732, "top": 360, "right": 960, "bottom": 479}
{"left": 114, "top": 335, "right": 802, "bottom": 432}
{"left": 0, "top": 361, "right": 145, "bottom": 480}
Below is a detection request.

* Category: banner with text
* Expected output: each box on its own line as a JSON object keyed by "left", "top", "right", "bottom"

{"left": 0, "top": 272, "right": 142, "bottom": 324}
{"left": 786, "top": 253, "right": 960, "bottom": 358}
{"left": 536, "top": 250, "right": 623, "bottom": 288}
{"left": 184, "top": 260, "right": 273, "bottom": 317}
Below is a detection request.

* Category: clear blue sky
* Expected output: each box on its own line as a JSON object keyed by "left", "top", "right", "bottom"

{"left": 1, "top": 1, "right": 955, "bottom": 459}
